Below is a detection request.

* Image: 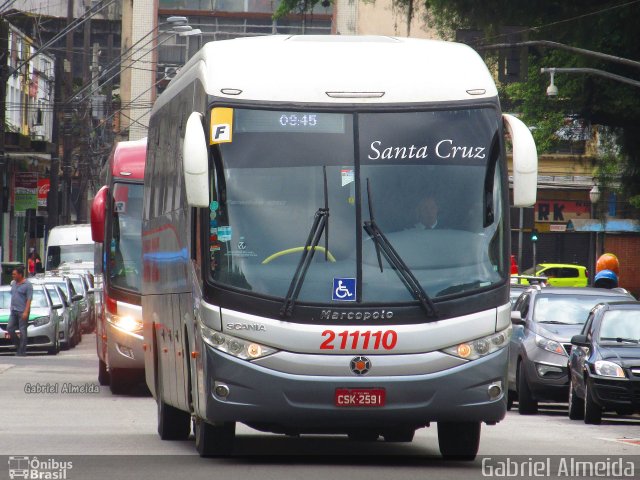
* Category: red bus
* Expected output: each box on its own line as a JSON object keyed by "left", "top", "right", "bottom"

{"left": 91, "top": 138, "right": 146, "bottom": 394}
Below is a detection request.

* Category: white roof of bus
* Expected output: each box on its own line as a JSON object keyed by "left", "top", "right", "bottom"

{"left": 46, "top": 224, "right": 93, "bottom": 246}
{"left": 154, "top": 35, "right": 498, "bottom": 111}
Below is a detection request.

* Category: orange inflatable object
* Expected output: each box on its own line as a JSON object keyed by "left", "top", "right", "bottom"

{"left": 596, "top": 253, "right": 620, "bottom": 275}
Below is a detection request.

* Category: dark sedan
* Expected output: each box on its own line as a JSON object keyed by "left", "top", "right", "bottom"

{"left": 568, "top": 301, "right": 640, "bottom": 424}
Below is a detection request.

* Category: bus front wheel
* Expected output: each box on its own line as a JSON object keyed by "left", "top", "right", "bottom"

{"left": 194, "top": 417, "right": 235, "bottom": 457}
{"left": 437, "top": 421, "right": 481, "bottom": 460}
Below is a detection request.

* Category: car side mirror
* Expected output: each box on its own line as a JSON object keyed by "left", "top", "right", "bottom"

{"left": 571, "top": 334, "right": 589, "bottom": 347}
{"left": 73, "top": 294, "right": 83, "bottom": 302}
{"left": 510, "top": 310, "right": 525, "bottom": 325}
{"left": 52, "top": 303, "right": 63, "bottom": 310}
{"left": 87, "top": 288, "right": 95, "bottom": 294}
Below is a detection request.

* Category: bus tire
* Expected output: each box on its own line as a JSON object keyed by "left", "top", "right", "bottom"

{"left": 98, "top": 359, "right": 110, "bottom": 386}
{"left": 437, "top": 421, "right": 480, "bottom": 460}
{"left": 194, "top": 417, "right": 235, "bottom": 457}
{"left": 156, "top": 368, "right": 191, "bottom": 440}
{"left": 583, "top": 383, "right": 602, "bottom": 425}
{"left": 517, "top": 361, "right": 538, "bottom": 415}
{"left": 110, "top": 368, "right": 133, "bottom": 394}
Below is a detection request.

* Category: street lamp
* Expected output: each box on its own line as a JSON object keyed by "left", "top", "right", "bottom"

{"left": 541, "top": 67, "right": 640, "bottom": 96}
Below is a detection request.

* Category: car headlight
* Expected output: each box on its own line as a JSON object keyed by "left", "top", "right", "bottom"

{"left": 201, "top": 324, "right": 277, "bottom": 360}
{"left": 441, "top": 325, "right": 512, "bottom": 360}
{"left": 535, "top": 334, "right": 566, "bottom": 356}
{"left": 594, "top": 360, "right": 626, "bottom": 378}
{"left": 32, "top": 316, "right": 51, "bottom": 327}
{"left": 107, "top": 313, "right": 142, "bottom": 333}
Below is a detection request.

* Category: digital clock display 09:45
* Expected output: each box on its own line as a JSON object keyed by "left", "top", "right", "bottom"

{"left": 279, "top": 113, "right": 318, "bottom": 127}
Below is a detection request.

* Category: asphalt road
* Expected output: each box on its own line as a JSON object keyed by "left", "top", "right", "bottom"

{"left": 1, "top": 335, "right": 639, "bottom": 480}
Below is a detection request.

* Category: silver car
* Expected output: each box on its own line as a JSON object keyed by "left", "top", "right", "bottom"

{"left": 41, "top": 276, "right": 84, "bottom": 345}
{"left": 44, "top": 282, "right": 80, "bottom": 349}
{"left": 0, "top": 285, "right": 62, "bottom": 355}
{"left": 66, "top": 273, "right": 94, "bottom": 332}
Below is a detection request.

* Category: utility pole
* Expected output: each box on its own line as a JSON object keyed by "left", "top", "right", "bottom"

{"left": 0, "top": 19, "right": 8, "bottom": 260}
{"left": 62, "top": 0, "right": 74, "bottom": 225}
{"left": 48, "top": 52, "right": 62, "bottom": 235}
{"left": 77, "top": 0, "right": 92, "bottom": 224}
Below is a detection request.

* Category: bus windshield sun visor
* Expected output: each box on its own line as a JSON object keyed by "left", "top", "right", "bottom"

{"left": 363, "top": 179, "right": 438, "bottom": 318}
{"left": 280, "top": 167, "right": 330, "bottom": 317}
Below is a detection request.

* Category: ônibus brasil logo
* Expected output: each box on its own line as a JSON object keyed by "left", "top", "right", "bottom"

{"left": 8, "top": 456, "right": 73, "bottom": 479}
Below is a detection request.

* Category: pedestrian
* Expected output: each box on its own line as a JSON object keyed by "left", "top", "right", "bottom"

{"left": 8, "top": 265, "right": 33, "bottom": 356}
{"left": 27, "top": 250, "right": 36, "bottom": 277}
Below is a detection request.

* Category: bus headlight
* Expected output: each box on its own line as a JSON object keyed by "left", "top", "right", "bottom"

{"left": 441, "top": 325, "right": 512, "bottom": 361}
{"left": 201, "top": 325, "right": 277, "bottom": 360}
{"left": 107, "top": 313, "right": 142, "bottom": 333}
{"left": 32, "top": 316, "right": 51, "bottom": 327}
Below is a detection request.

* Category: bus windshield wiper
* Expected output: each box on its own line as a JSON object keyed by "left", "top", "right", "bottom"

{"left": 363, "top": 179, "right": 438, "bottom": 318}
{"left": 280, "top": 167, "right": 330, "bottom": 318}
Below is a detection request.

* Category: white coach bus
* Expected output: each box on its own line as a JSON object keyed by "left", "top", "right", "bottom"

{"left": 142, "top": 35, "right": 537, "bottom": 459}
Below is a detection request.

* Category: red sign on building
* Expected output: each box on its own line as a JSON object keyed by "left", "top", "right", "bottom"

{"left": 38, "top": 178, "right": 50, "bottom": 207}
{"left": 535, "top": 200, "right": 591, "bottom": 223}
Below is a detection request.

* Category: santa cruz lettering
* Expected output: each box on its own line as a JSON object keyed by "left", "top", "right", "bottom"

{"left": 368, "top": 139, "right": 486, "bottom": 161}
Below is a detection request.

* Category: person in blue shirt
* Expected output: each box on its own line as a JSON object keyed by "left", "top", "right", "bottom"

{"left": 8, "top": 265, "right": 33, "bottom": 356}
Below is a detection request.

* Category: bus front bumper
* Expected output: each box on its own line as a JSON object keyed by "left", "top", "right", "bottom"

{"left": 106, "top": 323, "right": 145, "bottom": 370}
{"left": 202, "top": 345, "right": 508, "bottom": 430}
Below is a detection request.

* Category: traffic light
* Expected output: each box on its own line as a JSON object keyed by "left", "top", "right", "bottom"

{"left": 531, "top": 229, "right": 538, "bottom": 242}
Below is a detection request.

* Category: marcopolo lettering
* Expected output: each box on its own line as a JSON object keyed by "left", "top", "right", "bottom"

{"left": 320, "top": 310, "right": 394, "bottom": 321}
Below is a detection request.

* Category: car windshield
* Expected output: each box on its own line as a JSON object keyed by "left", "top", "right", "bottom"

{"left": 208, "top": 107, "right": 504, "bottom": 304}
{"left": 0, "top": 291, "right": 10, "bottom": 309}
{"left": 534, "top": 295, "right": 631, "bottom": 324}
{"left": 69, "top": 278, "right": 85, "bottom": 296}
{"left": 31, "top": 289, "right": 49, "bottom": 308}
{"left": 45, "top": 286, "right": 63, "bottom": 305}
{"left": 108, "top": 182, "right": 143, "bottom": 293}
{"left": 598, "top": 310, "right": 640, "bottom": 342}
{"left": 46, "top": 244, "right": 93, "bottom": 269}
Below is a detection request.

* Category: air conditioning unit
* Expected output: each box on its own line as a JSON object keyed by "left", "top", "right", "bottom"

{"left": 164, "top": 66, "right": 179, "bottom": 79}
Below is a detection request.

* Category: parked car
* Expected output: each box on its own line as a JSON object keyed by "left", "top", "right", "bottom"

{"left": 568, "top": 301, "right": 640, "bottom": 424}
{"left": 42, "top": 281, "right": 80, "bottom": 349}
{"left": 521, "top": 263, "right": 588, "bottom": 287}
{"left": 66, "top": 273, "right": 95, "bottom": 332}
{"left": 509, "top": 277, "right": 548, "bottom": 307}
{"left": 508, "top": 286, "right": 634, "bottom": 414}
{"left": 0, "top": 284, "right": 62, "bottom": 355}
{"left": 42, "top": 275, "right": 83, "bottom": 344}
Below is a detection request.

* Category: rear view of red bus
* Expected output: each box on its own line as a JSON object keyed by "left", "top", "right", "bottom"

{"left": 91, "top": 138, "right": 147, "bottom": 394}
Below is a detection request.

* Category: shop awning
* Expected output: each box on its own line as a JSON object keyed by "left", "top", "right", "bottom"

{"left": 566, "top": 218, "right": 640, "bottom": 233}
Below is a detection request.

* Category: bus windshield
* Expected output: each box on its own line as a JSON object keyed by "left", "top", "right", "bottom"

{"left": 46, "top": 244, "right": 94, "bottom": 269}
{"left": 108, "top": 182, "right": 143, "bottom": 293}
{"left": 208, "top": 107, "right": 504, "bottom": 304}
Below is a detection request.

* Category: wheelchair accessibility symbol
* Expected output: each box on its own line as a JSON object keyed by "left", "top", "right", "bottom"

{"left": 332, "top": 278, "right": 356, "bottom": 302}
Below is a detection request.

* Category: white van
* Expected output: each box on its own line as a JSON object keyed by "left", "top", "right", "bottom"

{"left": 45, "top": 224, "right": 94, "bottom": 274}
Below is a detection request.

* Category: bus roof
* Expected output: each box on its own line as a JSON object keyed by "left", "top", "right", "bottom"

{"left": 156, "top": 35, "right": 498, "bottom": 110}
{"left": 110, "top": 137, "right": 146, "bottom": 181}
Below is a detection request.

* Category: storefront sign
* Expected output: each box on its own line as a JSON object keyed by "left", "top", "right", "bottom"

{"left": 535, "top": 200, "right": 590, "bottom": 223}
{"left": 14, "top": 172, "right": 38, "bottom": 211}
{"left": 38, "top": 178, "right": 50, "bottom": 207}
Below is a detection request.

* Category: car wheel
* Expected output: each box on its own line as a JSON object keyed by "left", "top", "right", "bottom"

{"left": 568, "top": 378, "right": 584, "bottom": 420}
{"left": 47, "top": 334, "right": 60, "bottom": 355}
{"left": 98, "top": 358, "right": 110, "bottom": 386}
{"left": 194, "top": 417, "right": 235, "bottom": 457}
{"left": 584, "top": 383, "right": 602, "bottom": 424}
{"left": 437, "top": 421, "right": 481, "bottom": 460}
{"left": 517, "top": 361, "right": 538, "bottom": 415}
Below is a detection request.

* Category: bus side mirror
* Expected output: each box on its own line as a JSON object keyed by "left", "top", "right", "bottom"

{"left": 183, "top": 112, "right": 210, "bottom": 208}
{"left": 91, "top": 186, "right": 108, "bottom": 243}
{"left": 503, "top": 114, "right": 538, "bottom": 207}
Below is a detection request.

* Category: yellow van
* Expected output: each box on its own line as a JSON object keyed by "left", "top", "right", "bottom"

{"left": 522, "top": 263, "right": 588, "bottom": 287}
